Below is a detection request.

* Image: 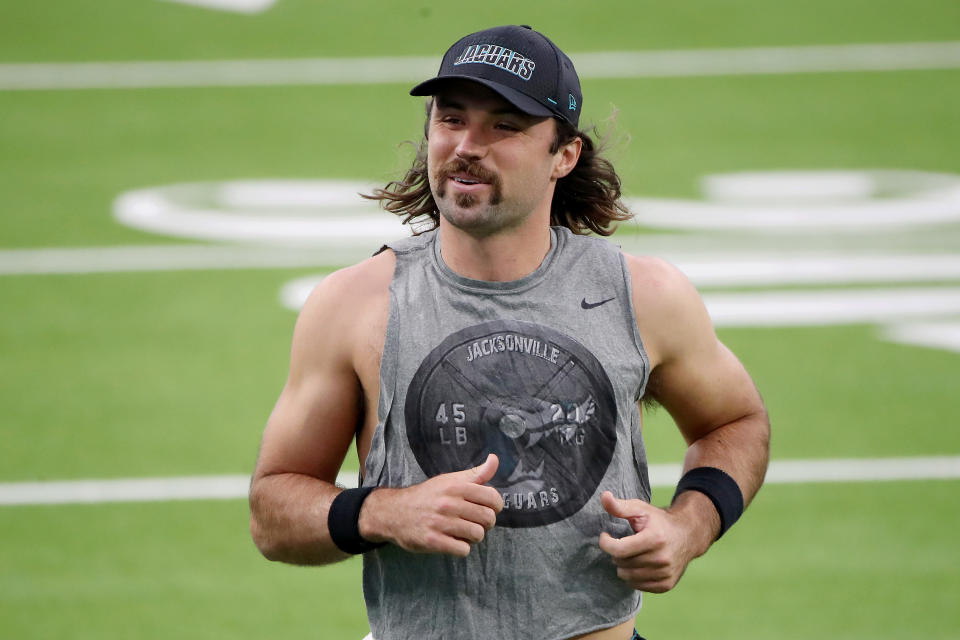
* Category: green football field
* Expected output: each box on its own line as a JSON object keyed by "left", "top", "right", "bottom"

{"left": 2, "top": 1, "right": 959, "bottom": 638}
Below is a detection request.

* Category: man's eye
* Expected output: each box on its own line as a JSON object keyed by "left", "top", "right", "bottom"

{"left": 496, "top": 122, "right": 520, "bottom": 131}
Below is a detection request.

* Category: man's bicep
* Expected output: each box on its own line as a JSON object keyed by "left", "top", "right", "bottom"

{"left": 253, "top": 278, "right": 363, "bottom": 484}
{"left": 630, "top": 256, "right": 762, "bottom": 444}
{"left": 255, "top": 372, "right": 360, "bottom": 483}
{"left": 650, "top": 339, "right": 762, "bottom": 445}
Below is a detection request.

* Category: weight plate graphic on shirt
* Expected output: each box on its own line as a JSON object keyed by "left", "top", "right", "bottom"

{"left": 405, "top": 319, "right": 617, "bottom": 527}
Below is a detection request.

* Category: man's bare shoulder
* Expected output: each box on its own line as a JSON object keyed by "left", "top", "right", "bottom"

{"left": 621, "top": 253, "right": 700, "bottom": 309}
{"left": 310, "top": 250, "right": 394, "bottom": 303}
{"left": 299, "top": 250, "right": 395, "bottom": 320}
{"left": 289, "top": 250, "right": 396, "bottom": 366}
{"left": 620, "top": 252, "right": 713, "bottom": 366}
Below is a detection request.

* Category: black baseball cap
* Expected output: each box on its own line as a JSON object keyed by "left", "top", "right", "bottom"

{"left": 411, "top": 25, "right": 583, "bottom": 128}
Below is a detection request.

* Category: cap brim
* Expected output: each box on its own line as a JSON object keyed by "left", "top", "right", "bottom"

{"left": 410, "top": 76, "right": 554, "bottom": 119}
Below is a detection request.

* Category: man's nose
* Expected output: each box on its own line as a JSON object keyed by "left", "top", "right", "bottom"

{"left": 455, "top": 125, "right": 488, "bottom": 161}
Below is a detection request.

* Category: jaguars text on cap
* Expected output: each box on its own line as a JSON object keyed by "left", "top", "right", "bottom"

{"left": 453, "top": 44, "right": 536, "bottom": 81}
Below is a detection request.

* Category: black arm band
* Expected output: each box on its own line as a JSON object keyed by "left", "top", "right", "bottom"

{"left": 671, "top": 467, "right": 744, "bottom": 539}
{"left": 327, "top": 487, "right": 386, "bottom": 555}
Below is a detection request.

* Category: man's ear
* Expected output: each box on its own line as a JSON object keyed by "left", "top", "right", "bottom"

{"left": 552, "top": 136, "right": 582, "bottom": 180}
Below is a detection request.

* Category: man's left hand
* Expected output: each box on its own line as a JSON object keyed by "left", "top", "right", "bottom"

{"left": 597, "top": 490, "right": 715, "bottom": 593}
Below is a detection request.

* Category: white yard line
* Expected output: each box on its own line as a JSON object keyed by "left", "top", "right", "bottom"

{"left": 0, "top": 244, "right": 356, "bottom": 275}
{"left": 281, "top": 278, "right": 960, "bottom": 325}
{"left": 879, "top": 321, "right": 960, "bottom": 352}
{"left": 573, "top": 41, "right": 960, "bottom": 78}
{"left": 661, "top": 254, "right": 960, "bottom": 287}
{"left": 159, "top": 0, "right": 276, "bottom": 14}
{"left": 4, "top": 244, "right": 960, "bottom": 284}
{"left": 704, "top": 287, "right": 960, "bottom": 327}
{"left": 1, "top": 457, "right": 957, "bottom": 506}
{"left": 2, "top": 41, "right": 960, "bottom": 91}
{"left": 0, "top": 472, "right": 357, "bottom": 506}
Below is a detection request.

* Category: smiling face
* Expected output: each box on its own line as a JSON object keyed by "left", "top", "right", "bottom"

{"left": 426, "top": 80, "right": 580, "bottom": 238}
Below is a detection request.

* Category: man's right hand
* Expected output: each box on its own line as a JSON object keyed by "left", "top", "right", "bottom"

{"left": 357, "top": 454, "right": 504, "bottom": 557}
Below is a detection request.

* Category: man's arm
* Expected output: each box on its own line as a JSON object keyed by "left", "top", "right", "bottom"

{"left": 598, "top": 255, "right": 770, "bottom": 592}
{"left": 249, "top": 263, "right": 373, "bottom": 565}
{"left": 249, "top": 253, "right": 504, "bottom": 565}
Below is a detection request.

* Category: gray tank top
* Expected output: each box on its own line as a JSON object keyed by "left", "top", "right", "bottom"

{"left": 362, "top": 226, "right": 651, "bottom": 640}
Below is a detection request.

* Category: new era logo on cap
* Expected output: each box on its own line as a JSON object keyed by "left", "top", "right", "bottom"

{"left": 410, "top": 25, "right": 583, "bottom": 128}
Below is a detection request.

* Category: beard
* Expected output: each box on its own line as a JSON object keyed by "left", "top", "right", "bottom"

{"left": 434, "top": 158, "right": 503, "bottom": 206}
{"left": 432, "top": 158, "right": 513, "bottom": 235}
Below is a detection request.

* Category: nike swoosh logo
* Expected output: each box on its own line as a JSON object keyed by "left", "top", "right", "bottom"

{"left": 581, "top": 296, "right": 615, "bottom": 310}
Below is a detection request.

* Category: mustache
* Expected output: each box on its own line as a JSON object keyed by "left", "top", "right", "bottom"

{"left": 436, "top": 159, "right": 501, "bottom": 188}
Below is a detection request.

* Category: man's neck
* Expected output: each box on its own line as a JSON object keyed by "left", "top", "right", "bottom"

{"left": 438, "top": 222, "right": 553, "bottom": 282}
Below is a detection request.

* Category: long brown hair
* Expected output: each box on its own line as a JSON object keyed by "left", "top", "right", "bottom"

{"left": 363, "top": 100, "right": 632, "bottom": 236}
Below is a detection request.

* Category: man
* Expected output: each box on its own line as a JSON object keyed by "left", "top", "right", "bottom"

{"left": 250, "top": 25, "right": 770, "bottom": 640}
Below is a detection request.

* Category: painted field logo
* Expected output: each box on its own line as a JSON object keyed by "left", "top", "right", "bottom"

{"left": 404, "top": 320, "right": 617, "bottom": 527}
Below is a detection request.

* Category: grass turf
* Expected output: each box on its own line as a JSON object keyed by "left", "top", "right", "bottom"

{"left": 3, "top": 270, "right": 960, "bottom": 481}
{"left": 2, "top": 1, "right": 960, "bottom": 637}
{"left": 2, "top": 0, "right": 960, "bottom": 62}
{"left": 2, "top": 481, "right": 957, "bottom": 639}
{"left": 2, "top": 71, "right": 959, "bottom": 248}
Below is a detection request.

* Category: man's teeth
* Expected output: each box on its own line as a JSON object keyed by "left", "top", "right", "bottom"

{"left": 453, "top": 177, "right": 480, "bottom": 184}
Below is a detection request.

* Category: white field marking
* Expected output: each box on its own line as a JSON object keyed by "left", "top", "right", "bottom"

{"left": 280, "top": 277, "right": 960, "bottom": 328}
{"left": 2, "top": 457, "right": 958, "bottom": 506}
{"left": 879, "top": 321, "right": 960, "bottom": 353}
{"left": 704, "top": 287, "right": 960, "bottom": 327}
{"left": 0, "top": 244, "right": 364, "bottom": 275}
{"left": 280, "top": 273, "right": 327, "bottom": 309}
{"left": 5, "top": 246, "right": 960, "bottom": 287}
{"left": 277, "top": 276, "right": 960, "bottom": 354}
{"left": 628, "top": 170, "right": 960, "bottom": 232}
{"left": 278, "top": 273, "right": 960, "bottom": 354}
{"left": 0, "top": 471, "right": 355, "bottom": 506}
{"left": 112, "top": 180, "right": 412, "bottom": 246}
{"left": 3, "top": 41, "right": 960, "bottom": 91}
{"left": 637, "top": 253, "right": 960, "bottom": 288}
{"left": 573, "top": 41, "right": 960, "bottom": 78}
{"left": 106, "top": 172, "right": 960, "bottom": 249}
{"left": 159, "top": 0, "right": 276, "bottom": 14}
{"left": 649, "top": 457, "right": 960, "bottom": 487}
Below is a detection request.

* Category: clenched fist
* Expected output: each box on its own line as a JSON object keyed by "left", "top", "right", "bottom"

{"left": 358, "top": 454, "right": 504, "bottom": 557}
{"left": 598, "top": 490, "right": 718, "bottom": 593}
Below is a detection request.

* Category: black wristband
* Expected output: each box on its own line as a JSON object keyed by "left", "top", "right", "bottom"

{"left": 671, "top": 467, "right": 744, "bottom": 539}
{"left": 327, "top": 487, "right": 386, "bottom": 554}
